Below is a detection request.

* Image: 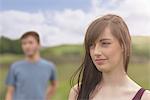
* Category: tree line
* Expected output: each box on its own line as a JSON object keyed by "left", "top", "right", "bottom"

{"left": 0, "top": 36, "right": 23, "bottom": 54}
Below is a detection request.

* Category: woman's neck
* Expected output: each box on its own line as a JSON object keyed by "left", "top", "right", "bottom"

{"left": 99, "top": 66, "right": 141, "bottom": 93}
{"left": 102, "top": 65, "right": 128, "bottom": 87}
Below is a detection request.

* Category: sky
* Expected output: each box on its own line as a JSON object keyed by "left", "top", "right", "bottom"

{"left": 0, "top": 0, "right": 150, "bottom": 46}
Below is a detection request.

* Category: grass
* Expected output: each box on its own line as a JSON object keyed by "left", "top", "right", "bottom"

{"left": 0, "top": 65, "right": 8, "bottom": 99}
{"left": 0, "top": 54, "right": 23, "bottom": 64}
{"left": 128, "top": 63, "right": 150, "bottom": 89}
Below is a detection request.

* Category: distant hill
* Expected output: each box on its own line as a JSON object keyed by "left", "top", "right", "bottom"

{"left": 131, "top": 36, "right": 150, "bottom": 61}
{"left": 0, "top": 36, "right": 150, "bottom": 63}
{"left": 40, "top": 36, "right": 149, "bottom": 64}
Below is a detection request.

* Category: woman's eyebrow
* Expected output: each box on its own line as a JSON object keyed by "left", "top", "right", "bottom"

{"left": 99, "top": 38, "right": 112, "bottom": 42}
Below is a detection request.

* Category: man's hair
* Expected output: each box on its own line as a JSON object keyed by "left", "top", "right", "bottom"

{"left": 20, "top": 31, "right": 40, "bottom": 43}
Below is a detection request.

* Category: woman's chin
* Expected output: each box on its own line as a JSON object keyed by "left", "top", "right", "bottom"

{"left": 95, "top": 64, "right": 111, "bottom": 73}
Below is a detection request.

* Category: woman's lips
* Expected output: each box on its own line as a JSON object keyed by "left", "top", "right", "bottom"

{"left": 95, "top": 59, "right": 107, "bottom": 65}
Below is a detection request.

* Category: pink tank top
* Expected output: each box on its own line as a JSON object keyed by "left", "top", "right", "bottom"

{"left": 132, "top": 88, "right": 145, "bottom": 100}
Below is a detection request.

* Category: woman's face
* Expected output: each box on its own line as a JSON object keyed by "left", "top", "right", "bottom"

{"left": 90, "top": 27, "right": 124, "bottom": 73}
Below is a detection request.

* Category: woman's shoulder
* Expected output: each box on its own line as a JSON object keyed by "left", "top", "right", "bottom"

{"left": 70, "top": 84, "right": 79, "bottom": 94}
{"left": 141, "top": 89, "right": 150, "bottom": 100}
{"left": 68, "top": 84, "right": 80, "bottom": 100}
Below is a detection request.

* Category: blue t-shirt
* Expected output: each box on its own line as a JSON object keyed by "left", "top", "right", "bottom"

{"left": 5, "top": 58, "right": 57, "bottom": 100}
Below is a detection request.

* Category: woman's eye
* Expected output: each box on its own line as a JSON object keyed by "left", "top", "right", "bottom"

{"left": 102, "top": 42, "right": 110, "bottom": 44}
{"left": 101, "top": 42, "right": 111, "bottom": 46}
{"left": 89, "top": 44, "right": 95, "bottom": 49}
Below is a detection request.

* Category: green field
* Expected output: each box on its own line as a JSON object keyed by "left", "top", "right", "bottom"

{"left": 0, "top": 36, "right": 150, "bottom": 100}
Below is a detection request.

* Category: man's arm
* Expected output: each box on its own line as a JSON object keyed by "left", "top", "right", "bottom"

{"left": 46, "top": 80, "right": 58, "bottom": 100}
{"left": 5, "top": 86, "right": 15, "bottom": 100}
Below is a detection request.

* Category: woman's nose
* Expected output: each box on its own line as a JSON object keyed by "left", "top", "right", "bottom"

{"left": 94, "top": 44, "right": 102, "bottom": 56}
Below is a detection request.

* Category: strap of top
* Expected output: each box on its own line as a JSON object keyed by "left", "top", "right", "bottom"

{"left": 132, "top": 88, "right": 145, "bottom": 100}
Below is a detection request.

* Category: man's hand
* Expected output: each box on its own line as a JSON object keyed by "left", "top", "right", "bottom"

{"left": 5, "top": 86, "right": 15, "bottom": 100}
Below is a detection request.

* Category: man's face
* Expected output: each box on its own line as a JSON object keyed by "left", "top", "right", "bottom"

{"left": 21, "top": 36, "right": 40, "bottom": 57}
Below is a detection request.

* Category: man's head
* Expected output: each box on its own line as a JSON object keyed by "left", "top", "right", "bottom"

{"left": 20, "top": 31, "right": 40, "bottom": 57}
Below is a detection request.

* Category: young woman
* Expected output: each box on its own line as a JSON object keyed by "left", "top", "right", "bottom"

{"left": 69, "top": 14, "right": 150, "bottom": 100}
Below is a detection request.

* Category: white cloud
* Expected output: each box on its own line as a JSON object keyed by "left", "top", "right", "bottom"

{"left": 0, "top": 10, "right": 87, "bottom": 46}
{"left": 90, "top": 0, "right": 150, "bottom": 35}
{"left": 0, "top": 0, "right": 150, "bottom": 46}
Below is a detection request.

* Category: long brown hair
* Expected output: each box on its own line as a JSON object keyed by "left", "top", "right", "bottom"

{"left": 71, "top": 14, "right": 131, "bottom": 100}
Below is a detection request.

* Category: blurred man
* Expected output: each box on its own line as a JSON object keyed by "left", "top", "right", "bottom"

{"left": 5, "top": 31, "right": 57, "bottom": 100}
